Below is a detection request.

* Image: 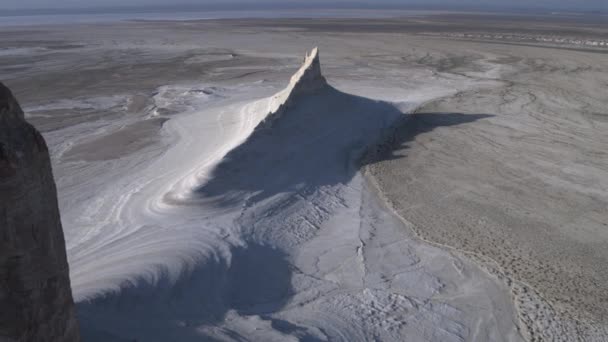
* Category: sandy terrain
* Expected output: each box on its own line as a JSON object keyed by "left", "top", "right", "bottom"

{"left": 1, "top": 13, "right": 607, "bottom": 341}
{"left": 366, "top": 42, "right": 608, "bottom": 340}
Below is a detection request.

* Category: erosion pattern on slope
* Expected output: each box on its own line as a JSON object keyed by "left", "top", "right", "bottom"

{"left": 0, "top": 82, "right": 80, "bottom": 342}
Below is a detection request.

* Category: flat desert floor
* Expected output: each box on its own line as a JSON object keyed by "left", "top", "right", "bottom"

{"left": 1, "top": 12, "right": 607, "bottom": 341}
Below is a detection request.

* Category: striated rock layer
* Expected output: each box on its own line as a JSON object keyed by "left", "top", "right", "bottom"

{"left": 0, "top": 82, "right": 80, "bottom": 341}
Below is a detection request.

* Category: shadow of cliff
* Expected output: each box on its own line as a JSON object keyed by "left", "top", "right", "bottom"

{"left": 361, "top": 111, "right": 494, "bottom": 166}
{"left": 78, "top": 242, "right": 294, "bottom": 342}
{"left": 194, "top": 85, "right": 492, "bottom": 207}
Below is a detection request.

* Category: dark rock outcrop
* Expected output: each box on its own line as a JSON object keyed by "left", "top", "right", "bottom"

{"left": 0, "top": 82, "right": 80, "bottom": 341}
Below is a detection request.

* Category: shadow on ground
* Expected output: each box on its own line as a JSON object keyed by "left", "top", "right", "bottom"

{"left": 195, "top": 85, "right": 492, "bottom": 207}
{"left": 78, "top": 241, "right": 294, "bottom": 342}
{"left": 361, "top": 111, "right": 494, "bottom": 166}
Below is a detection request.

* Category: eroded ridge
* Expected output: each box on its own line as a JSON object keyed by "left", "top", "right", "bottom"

{"left": 263, "top": 47, "right": 328, "bottom": 125}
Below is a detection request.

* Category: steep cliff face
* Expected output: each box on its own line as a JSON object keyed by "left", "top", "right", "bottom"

{"left": 0, "top": 82, "right": 80, "bottom": 341}
{"left": 286, "top": 47, "right": 327, "bottom": 97}
{"left": 261, "top": 47, "right": 328, "bottom": 127}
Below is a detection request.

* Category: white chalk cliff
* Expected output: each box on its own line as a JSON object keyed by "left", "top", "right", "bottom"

{"left": 262, "top": 47, "right": 328, "bottom": 126}
{"left": 67, "top": 46, "right": 519, "bottom": 342}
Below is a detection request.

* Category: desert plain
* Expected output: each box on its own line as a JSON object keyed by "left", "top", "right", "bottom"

{"left": 1, "top": 12, "right": 607, "bottom": 341}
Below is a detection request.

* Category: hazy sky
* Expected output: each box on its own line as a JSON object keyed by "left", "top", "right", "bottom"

{"left": 1, "top": 0, "right": 606, "bottom": 12}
